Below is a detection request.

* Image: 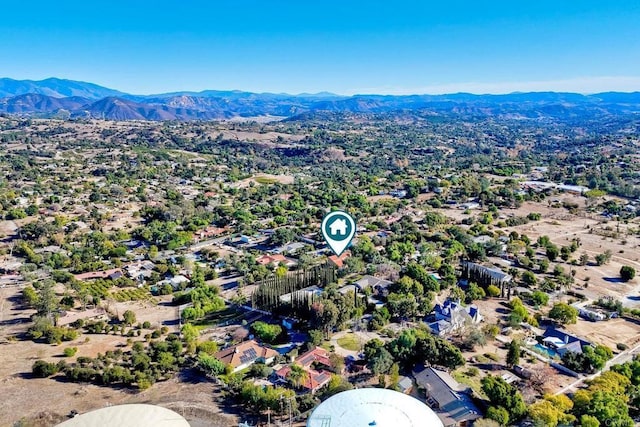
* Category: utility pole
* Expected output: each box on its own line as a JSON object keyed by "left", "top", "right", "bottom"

{"left": 279, "top": 397, "right": 284, "bottom": 426}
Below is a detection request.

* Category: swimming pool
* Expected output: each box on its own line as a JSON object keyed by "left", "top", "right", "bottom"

{"left": 532, "top": 343, "right": 559, "bottom": 359}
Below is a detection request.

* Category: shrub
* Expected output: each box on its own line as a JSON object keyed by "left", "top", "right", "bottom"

{"left": 197, "top": 340, "right": 219, "bottom": 355}
{"left": 32, "top": 360, "right": 59, "bottom": 377}
{"left": 63, "top": 347, "right": 78, "bottom": 357}
{"left": 250, "top": 321, "right": 283, "bottom": 344}
{"left": 486, "top": 285, "right": 501, "bottom": 297}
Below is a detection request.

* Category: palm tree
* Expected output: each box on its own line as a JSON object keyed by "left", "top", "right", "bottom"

{"left": 287, "top": 364, "right": 308, "bottom": 389}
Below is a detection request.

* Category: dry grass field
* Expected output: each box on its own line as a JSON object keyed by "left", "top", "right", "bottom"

{"left": 0, "top": 286, "right": 236, "bottom": 427}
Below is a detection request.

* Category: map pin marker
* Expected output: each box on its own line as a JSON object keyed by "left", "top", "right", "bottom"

{"left": 321, "top": 210, "right": 356, "bottom": 256}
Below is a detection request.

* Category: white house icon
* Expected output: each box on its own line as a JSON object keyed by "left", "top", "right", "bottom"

{"left": 329, "top": 218, "right": 348, "bottom": 236}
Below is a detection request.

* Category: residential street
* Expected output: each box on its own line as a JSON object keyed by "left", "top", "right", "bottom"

{"left": 554, "top": 341, "right": 640, "bottom": 395}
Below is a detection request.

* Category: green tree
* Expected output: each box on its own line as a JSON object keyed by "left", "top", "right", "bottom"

{"left": 579, "top": 253, "right": 589, "bottom": 266}
{"left": 22, "top": 286, "right": 39, "bottom": 308}
{"left": 594, "top": 250, "right": 612, "bottom": 266}
{"left": 181, "top": 323, "right": 199, "bottom": 353}
{"left": 506, "top": 340, "right": 520, "bottom": 367}
{"left": 122, "top": 310, "right": 136, "bottom": 326}
{"left": 481, "top": 375, "right": 526, "bottom": 421}
{"left": 522, "top": 271, "right": 537, "bottom": 287}
{"left": 620, "top": 266, "right": 636, "bottom": 282}
{"left": 539, "top": 258, "right": 549, "bottom": 273}
{"left": 251, "top": 321, "right": 283, "bottom": 344}
{"left": 32, "top": 360, "right": 60, "bottom": 377}
{"left": 35, "top": 281, "right": 59, "bottom": 321}
{"left": 486, "top": 406, "right": 510, "bottom": 426}
{"left": 546, "top": 244, "right": 559, "bottom": 261}
{"left": 528, "top": 399, "right": 571, "bottom": 427}
{"left": 579, "top": 415, "right": 600, "bottom": 427}
{"left": 388, "top": 363, "right": 400, "bottom": 389}
{"left": 368, "top": 347, "right": 394, "bottom": 375}
{"left": 287, "top": 363, "right": 309, "bottom": 389}
{"left": 548, "top": 303, "right": 578, "bottom": 324}
{"left": 530, "top": 290, "right": 550, "bottom": 306}
{"left": 197, "top": 353, "right": 226, "bottom": 376}
{"left": 465, "top": 283, "right": 486, "bottom": 303}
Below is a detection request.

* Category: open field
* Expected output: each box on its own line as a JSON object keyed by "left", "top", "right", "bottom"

{"left": 0, "top": 285, "right": 236, "bottom": 427}
{"left": 229, "top": 173, "right": 296, "bottom": 189}
{"left": 564, "top": 317, "right": 640, "bottom": 350}
{"left": 336, "top": 333, "right": 361, "bottom": 351}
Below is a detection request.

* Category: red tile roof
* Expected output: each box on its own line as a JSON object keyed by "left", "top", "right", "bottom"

{"left": 275, "top": 365, "right": 332, "bottom": 392}
{"left": 328, "top": 251, "right": 351, "bottom": 268}
{"left": 214, "top": 339, "right": 278, "bottom": 369}
{"left": 296, "top": 346, "right": 332, "bottom": 368}
{"left": 256, "top": 254, "right": 288, "bottom": 265}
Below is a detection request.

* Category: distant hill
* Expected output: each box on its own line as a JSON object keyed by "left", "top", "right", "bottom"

{"left": 0, "top": 78, "right": 125, "bottom": 99}
{"left": 1, "top": 77, "right": 640, "bottom": 121}
{"left": 0, "top": 93, "right": 89, "bottom": 114}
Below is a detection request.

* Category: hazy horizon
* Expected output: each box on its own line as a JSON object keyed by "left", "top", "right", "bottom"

{"left": 1, "top": 1, "right": 639, "bottom": 95}
{"left": 3, "top": 75, "right": 640, "bottom": 98}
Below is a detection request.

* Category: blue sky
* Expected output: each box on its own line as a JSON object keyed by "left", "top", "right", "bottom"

{"left": 2, "top": 0, "right": 639, "bottom": 95}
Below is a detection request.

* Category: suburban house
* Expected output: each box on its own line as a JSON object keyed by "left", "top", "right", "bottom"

{"left": 328, "top": 251, "right": 351, "bottom": 268}
{"left": 427, "top": 299, "right": 482, "bottom": 337}
{"left": 353, "top": 275, "right": 394, "bottom": 297}
{"left": 413, "top": 366, "right": 482, "bottom": 427}
{"left": 578, "top": 305, "right": 614, "bottom": 322}
{"left": 156, "top": 274, "right": 190, "bottom": 291}
{"left": 271, "top": 242, "right": 306, "bottom": 255}
{"left": 541, "top": 327, "right": 593, "bottom": 356}
{"left": 124, "top": 260, "right": 156, "bottom": 281}
{"left": 214, "top": 340, "right": 278, "bottom": 373}
{"left": 256, "top": 254, "right": 297, "bottom": 267}
{"left": 275, "top": 347, "right": 334, "bottom": 394}
{"left": 194, "top": 225, "right": 227, "bottom": 241}
{"left": 279, "top": 285, "right": 324, "bottom": 303}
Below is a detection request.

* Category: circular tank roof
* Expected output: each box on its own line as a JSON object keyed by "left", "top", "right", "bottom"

{"left": 307, "top": 388, "right": 443, "bottom": 427}
{"left": 55, "top": 404, "right": 190, "bottom": 427}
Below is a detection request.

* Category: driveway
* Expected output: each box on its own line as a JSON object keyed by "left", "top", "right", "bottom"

{"left": 330, "top": 329, "right": 385, "bottom": 358}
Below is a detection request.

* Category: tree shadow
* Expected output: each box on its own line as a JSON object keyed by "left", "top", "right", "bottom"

{"left": 474, "top": 362, "right": 503, "bottom": 371}
{"left": 177, "top": 367, "right": 205, "bottom": 384}
{"left": 0, "top": 317, "right": 30, "bottom": 326}
{"left": 603, "top": 277, "right": 623, "bottom": 283}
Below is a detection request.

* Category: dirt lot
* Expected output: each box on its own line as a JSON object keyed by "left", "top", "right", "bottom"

{"left": 563, "top": 317, "right": 640, "bottom": 350}
{"left": 437, "top": 198, "right": 640, "bottom": 307}
{"left": 230, "top": 173, "right": 295, "bottom": 189}
{"left": 0, "top": 286, "right": 237, "bottom": 427}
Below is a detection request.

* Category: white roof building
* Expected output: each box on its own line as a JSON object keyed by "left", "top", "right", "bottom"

{"left": 307, "top": 388, "right": 443, "bottom": 427}
{"left": 56, "top": 404, "right": 189, "bottom": 427}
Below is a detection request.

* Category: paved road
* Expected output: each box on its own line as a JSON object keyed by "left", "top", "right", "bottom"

{"left": 554, "top": 341, "right": 640, "bottom": 395}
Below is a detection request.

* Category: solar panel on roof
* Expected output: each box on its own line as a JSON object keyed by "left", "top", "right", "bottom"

{"left": 239, "top": 348, "right": 258, "bottom": 364}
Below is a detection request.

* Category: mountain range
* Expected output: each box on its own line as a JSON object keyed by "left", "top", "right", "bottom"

{"left": 1, "top": 77, "right": 640, "bottom": 121}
